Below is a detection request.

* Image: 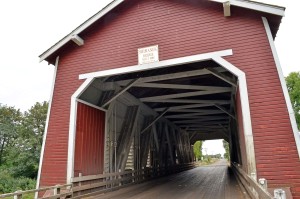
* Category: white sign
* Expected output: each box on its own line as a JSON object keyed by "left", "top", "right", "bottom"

{"left": 138, "top": 45, "right": 159, "bottom": 65}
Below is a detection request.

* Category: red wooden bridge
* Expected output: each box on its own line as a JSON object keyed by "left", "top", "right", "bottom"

{"left": 2, "top": 0, "right": 300, "bottom": 198}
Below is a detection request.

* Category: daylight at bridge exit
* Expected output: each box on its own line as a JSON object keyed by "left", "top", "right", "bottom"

{"left": 0, "top": 0, "right": 300, "bottom": 199}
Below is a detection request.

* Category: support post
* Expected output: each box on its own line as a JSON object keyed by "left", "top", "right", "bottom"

{"left": 116, "top": 106, "right": 140, "bottom": 171}
{"left": 165, "top": 125, "right": 175, "bottom": 165}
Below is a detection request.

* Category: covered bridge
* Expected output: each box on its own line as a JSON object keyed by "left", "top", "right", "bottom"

{"left": 37, "top": 0, "right": 300, "bottom": 198}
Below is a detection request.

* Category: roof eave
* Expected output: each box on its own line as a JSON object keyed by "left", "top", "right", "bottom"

{"left": 39, "top": 0, "right": 124, "bottom": 63}
{"left": 39, "top": 0, "right": 285, "bottom": 63}
{"left": 211, "top": 0, "right": 285, "bottom": 17}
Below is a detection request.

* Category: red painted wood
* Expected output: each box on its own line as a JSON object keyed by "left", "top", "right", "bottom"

{"left": 39, "top": 0, "right": 300, "bottom": 197}
{"left": 74, "top": 102, "right": 105, "bottom": 177}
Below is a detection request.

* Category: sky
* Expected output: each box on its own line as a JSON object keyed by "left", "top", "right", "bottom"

{"left": 0, "top": 1, "right": 299, "bottom": 154}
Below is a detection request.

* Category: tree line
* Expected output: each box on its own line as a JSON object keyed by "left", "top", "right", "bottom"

{"left": 0, "top": 102, "right": 48, "bottom": 193}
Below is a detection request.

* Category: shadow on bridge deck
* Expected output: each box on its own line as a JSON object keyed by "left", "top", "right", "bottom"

{"left": 86, "top": 160, "right": 249, "bottom": 199}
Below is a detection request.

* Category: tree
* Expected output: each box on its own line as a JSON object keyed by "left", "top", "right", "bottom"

{"left": 0, "top": 105, "right": 22, "bottom": 165}
{"left": 0, "top": 102, "right": 48, "bottom": 193}
{"left": 7, "top": 102, "right": 48, "bottom": 178}
{"left": 286, "top": 72, "right": 300, "bottom": 129}
{"left": 193, "top": 141, "right": 203, "bottom": 161}
{"left": 223, "top": 140, "right": 230, "bottom": 160}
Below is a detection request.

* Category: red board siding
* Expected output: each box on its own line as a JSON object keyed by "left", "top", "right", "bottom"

{"left": 40, "top": 0, "right": 300, "bottom": 197}
{"left": 74, "top": 102, "right": 105, "bottom": 177}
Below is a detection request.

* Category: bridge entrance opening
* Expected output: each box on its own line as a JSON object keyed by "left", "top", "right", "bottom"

{"left": 69, "top": 51, "right": 256, "bottom": 197}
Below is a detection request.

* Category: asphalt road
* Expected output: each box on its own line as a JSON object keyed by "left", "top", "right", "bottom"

{"left": 89, "top": 159, "right": 248, "bottom": 199}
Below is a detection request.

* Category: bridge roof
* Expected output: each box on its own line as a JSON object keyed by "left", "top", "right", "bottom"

{"left": 39, "top": 0, "right": 285, "bottom": 64}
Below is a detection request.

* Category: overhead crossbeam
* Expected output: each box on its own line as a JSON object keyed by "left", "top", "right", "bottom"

{"left": 165, "top": 109, "right": 223, "bottom": 113}
{"left": 140, "top": 108, "right": 169, "bottom": 134}
{"left": 133, "top": 83, "right": 232, "bottom": 91}
{"left": 101, "top": 78, "right": 140, "bottom": 108}
{"left": 165, "top": 110, "right": 224, "bottom": 118}
{"left": 146, "top": 99, "right": 230, "bottom": 104}
{"left": 115, "top": 67, "right": 226, "bottom": 86}
{"left": 214, "top": 104, "right": 236, "bottom": 120}
{"left": 155, "top": 103, "right": 229, "bottom": 112}
{"left": 180, "top": 124, "right": 228, "bottom": 128}
{"left": 174, "top": 117, "right": 229, "bottom": 124}
{"left": 205, "top": 68, "right": 237, "bottom": 87}
{"left": 140, "top": 90, "right": 230, "bottom": 102}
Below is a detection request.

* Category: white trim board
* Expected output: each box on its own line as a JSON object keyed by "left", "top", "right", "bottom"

{"left": 35, "top": 57, "right": 59, "bottom": 199}
{"left": 213, "top": 56, "right": 256, "bottom": 176}
{"left": 262, "top": 17, "right": 300, "bottom": 158}
{"left": 67, "top": 49, "right": 257, "bottom": 182}
{"left": 66, "top": 78, "right": 95, "bottom": 183}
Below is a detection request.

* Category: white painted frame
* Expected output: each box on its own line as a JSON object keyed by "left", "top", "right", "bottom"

{"left": 66, "top": 77, "right": 109, "bottom": 183}
{"left": 35, "top": 57, "right": 59, "bottom": 199}
{"left": 262, "top": 17, "right": 300, "bottom": 158}
{"left": 213, "top": 56, "right": 257, "bottom": 175}
{"left": 71, "top": 49, "right": 257, "bottom": 178}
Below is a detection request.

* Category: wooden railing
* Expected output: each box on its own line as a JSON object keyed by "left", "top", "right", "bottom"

{"left": 71, "top": 163, "right": 196, "bottom": 198}
{"left": 0, "top": 163, "right": 196, "bottom": 199}
{"left": 0, "top": 184, "right": 72, "bottom": 199}
{"left": 232, "top": 163, "right": 273, "bottom": 199}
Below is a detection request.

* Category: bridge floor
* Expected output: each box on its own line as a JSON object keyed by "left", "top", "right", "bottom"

{"left": 87, "top": 160, "right": 248, "bottom": 199}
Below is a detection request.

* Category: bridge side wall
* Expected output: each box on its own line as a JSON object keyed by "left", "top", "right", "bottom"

{"left": 39, "top": 0, "right": 300, "bottom": 197}
{"left": 74, "top": 102, "right": 105, "bottom": 177}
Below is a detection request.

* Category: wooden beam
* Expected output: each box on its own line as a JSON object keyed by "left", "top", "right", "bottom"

{"left": 116, "top": 106, "right": 140, "bottom": 171}
{"left": 145, "top": 99, "right": 230, "bottom": 104}
{"left": 133, "top": 83, "right": 232, "bottom": 91}
{"left": 101, "top": 78, "right": 140, "bottom": 107}
{"left": 165, "top": 124, "right": 175, "bottom": 165}
{"left": 179, "top": 121, "right": 229, "bottom": 127}
{"left": 155, "top": 103, "right": 228, "bottom": 111}
{"left": 140, "top": 108, "right": 169, "bottom": 134}
{"left": 140, "top": 90, "right": 230, "bottom": 102}
{"left": 152, "top": 124, "right": 160, "bottom": 152}
{"left": 115, "top": 67, "right": 226, "bottom": 85}
{"left": 174, "top": 117, "right": 229, "bottom": 124}
{"left": 205, "top": 68, "right": 237, "bottom": 87}
{"left": 214, "top": 104, "right": 236, "bottom": 120}
{"left": 180, "top": 124, "right": 229, "bottom": 128}
{"left": 165, "top": 110, "right": 224, "bottom": 118}
{"left": 164, "top": 109, "right": 220, "bottom": 113}
{"left": 223, "top": 1, "right": 231, "bottom": 17}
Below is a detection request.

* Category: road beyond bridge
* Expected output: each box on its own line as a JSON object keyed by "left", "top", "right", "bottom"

{"left": 86, "top": 160, "right": 247, "bottom": 199}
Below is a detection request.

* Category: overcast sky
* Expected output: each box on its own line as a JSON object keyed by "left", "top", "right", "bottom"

{"left": 0, "top": 1, "right": 299, "bottom": 154}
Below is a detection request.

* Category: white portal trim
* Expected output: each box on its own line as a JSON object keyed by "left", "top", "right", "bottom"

{"left": 67, "top": 78, "right": 95, "bottom": 183}
{"left": 79, "top": 49, "right": 233, "bottom": 79}
{"left": 35, "top": 57, "right": 59, "bottom": 198}
{"left": 262, "top": 17, "right": 300, "bottom": 158}
{"left": 211, "top": 0, "right": 285, "bottom": 16}
{"left": 213, "top": 56, "right": 256, "bottom": 176}
{"left": 69, "top": 49, "right": 256, "bottom": 178}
